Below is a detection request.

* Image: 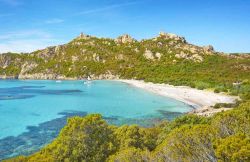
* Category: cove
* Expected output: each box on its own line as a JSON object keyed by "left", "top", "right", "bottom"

{"left": 0, "top": 80, "right": 192, "bottom": 159}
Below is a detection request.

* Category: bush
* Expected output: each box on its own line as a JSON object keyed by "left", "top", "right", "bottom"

{"left": 154, "top": 125, "right": 217, "bottom": 162}
{"left": 26, "top": 114, "right": 117, "bottom": 162}
{"left": 214, "top": 89, "right": 220, "bottom": 93}
{"left": 214, "top": 103, "right": 236, "bottom": 109}
{"left": 214, "top": 134, "right": 250, "bottom": 162}
{"left": 195, "top": 81, "right": 211, "bottom": 90}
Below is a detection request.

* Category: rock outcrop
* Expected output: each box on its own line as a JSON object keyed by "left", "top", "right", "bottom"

{"left": 78, "top": 33, "right": 91, "bottom": 40}
{"left": 115, "top": 34, "right": 135, "bottom": 44}
{"left": 143, "top": 49, "right": 162, "bottom": 61}
{"left": 35, "top": 47, "right": 56, "bottom": 60}
{"left": 18, "top": 73, "right": 77, "bottom": 80}
{"left": 144, "top": 49, "right": 155, "bottom": 60}
{"left": 0, "top": 54, "right": 19, "bottom": 68}
{"left": 158, "top": 32, "right": 186, "bottom": 43}
{"left": 93, "top": 53, "right": 100, "bottom": 62}
{"left": 175, "top": 52, "right": 203, "bottom": 62}
{"left": 189, "top": 106, "right": 233, "bottom": 117}
{"left": 203, "top": 45, "right": 214, "bottom": 52}
{"left": 0, "top": 75, "right": 18, "bottom": 79}
{"left": 155, "top": 52, "right": 162, "bottom": 60}
{"left": 19, "top": 62, "right": 38, "bottom": 75}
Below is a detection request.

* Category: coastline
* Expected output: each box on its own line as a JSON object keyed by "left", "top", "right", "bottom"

{"left": 0, "top": 77, "right": 238, "bottom": 116}
{"left": 116, "top": 80, "right": 238, "bottom": 116}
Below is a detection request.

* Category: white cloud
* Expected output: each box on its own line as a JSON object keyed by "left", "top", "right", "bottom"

{"left": 0, "top": 30, "right": 64, "bottom": 53}
{"left": 45, "top": 18, "right": 64, "bottom": 24}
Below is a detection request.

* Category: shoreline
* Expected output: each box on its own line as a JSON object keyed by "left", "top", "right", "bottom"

{"left": 0, "top": 78, "right": 238, "bottom": 116}
{"left": 116, "top": 80, "right": 238, "bottom": 116}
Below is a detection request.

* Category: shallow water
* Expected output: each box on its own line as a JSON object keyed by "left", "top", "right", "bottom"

{"left": 0, "top": 80, "right": 192, "bottom": 159}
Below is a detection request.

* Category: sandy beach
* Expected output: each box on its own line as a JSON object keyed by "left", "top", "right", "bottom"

{"left": 117, "top": 80, "right": 238, "bottom": 116}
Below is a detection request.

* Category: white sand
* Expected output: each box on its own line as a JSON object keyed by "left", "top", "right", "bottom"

{"left": 117, "top": 80, "right": 237, "bottom": 109}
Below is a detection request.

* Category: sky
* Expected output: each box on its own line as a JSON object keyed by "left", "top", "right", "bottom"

{"left": 0, "top": 0, "right": 250, "bottom": 53}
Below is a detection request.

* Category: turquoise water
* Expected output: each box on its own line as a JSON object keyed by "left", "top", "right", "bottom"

{"left": 0, "top": 80, "right": 192, "bottom": 159}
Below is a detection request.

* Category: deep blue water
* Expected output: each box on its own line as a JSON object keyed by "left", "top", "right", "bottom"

{"left": 0, "top": 80, "right": 192, "bottom": 159}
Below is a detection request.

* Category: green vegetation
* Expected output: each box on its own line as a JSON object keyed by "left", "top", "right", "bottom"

{"left": 214, "top": 134, "right": 250, "bottom": 162}
{"left": 5, "top": 101, "right": 250, "bottom": 162}
{"left": 213, "top": 103, "right": 237, "bottom": 109}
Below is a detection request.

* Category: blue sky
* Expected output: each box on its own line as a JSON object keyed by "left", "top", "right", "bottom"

{"left": 0, "top": 0, "right": 249, "bottom": 53}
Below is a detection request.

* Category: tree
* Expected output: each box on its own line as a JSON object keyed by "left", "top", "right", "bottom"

{"left": 114, "top": 125, "right": 145, "bottom": 150}
{"left": 154, "top": 125, "right": 217, "bottom": 162}
{"left": 26, "top": 114, "right": 116, "bottom": 162}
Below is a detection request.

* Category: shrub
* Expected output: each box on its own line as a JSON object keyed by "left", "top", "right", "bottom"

{"left": 214, "top": 134, "right": 250, "bottom": 162}
{"left": 214, "top": 88, "right": 220, "bottom": 93}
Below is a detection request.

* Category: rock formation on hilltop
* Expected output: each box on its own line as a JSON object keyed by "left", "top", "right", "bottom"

{"left": 158, "top": 32, "right": 187, "bottom": 43}
{"left": 115, "top": 34, "right": 136, "bottom": 44}
{"left": 78, "top": 32, "right": 92, "bottom": 40}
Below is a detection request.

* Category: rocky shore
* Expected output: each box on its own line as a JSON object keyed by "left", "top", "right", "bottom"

{"left": 0, "top": 72, "right": 120, "bottom": 80}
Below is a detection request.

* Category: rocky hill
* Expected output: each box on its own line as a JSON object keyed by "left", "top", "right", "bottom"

{"left": 0, "top": 32, "right": 250, "bottom": 99}
{"left": 0, "top": 32, "right": 220, "bottom": 79}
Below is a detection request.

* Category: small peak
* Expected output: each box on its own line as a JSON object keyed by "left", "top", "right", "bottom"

{"left": 115, "top": 34, "right": 136, "bottom": 44}
{"left": 158, "top": 31, "right": 186, "bottom": 43}
{"left": 203, "top": 45, "right": 214, "bottom": 52}
{"left": 77, "top": 32, "right": 91, "bottom": 40}
{"left": 159, "top": 32, "right": 177, "bottom": 37}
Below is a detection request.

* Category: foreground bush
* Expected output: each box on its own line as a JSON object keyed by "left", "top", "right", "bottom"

{"left": 24, "top": 115, "right": 116, "bottom": 162}
{"left": 5, "top": 102, "right": 250, "bottom": 162}
{"left": 214, "top": 134, "right": 250, "bottom": 162}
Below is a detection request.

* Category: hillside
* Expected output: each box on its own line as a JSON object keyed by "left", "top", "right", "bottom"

{"left": 0, "top": 32, "right": 250, "bottom": 99}
{"left": 1, "top": 32, "right": 217, "bottom": 79}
